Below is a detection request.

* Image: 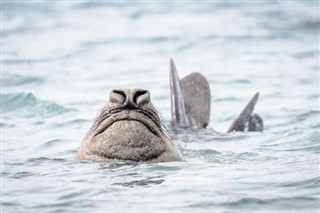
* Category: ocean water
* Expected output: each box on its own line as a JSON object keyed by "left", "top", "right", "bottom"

{"left": 2, "top": 1, "right": 319, "bottom": 212}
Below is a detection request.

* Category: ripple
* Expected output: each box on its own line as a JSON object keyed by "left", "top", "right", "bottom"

{"left": 232, "top": 79, "right": 251, "bottom": 84}
{"left": 214, "top": 96, "right": 240, "bottom": 102}
{"left": 0, "top": 122, "right": 16, "bottom": 128}
{"left": 32, "top": 199, "right": 96, "bottom": 212}
{"left": 2, "top": 74, "right": 45, "bottom": 87}
{"left": 278, "top": 177, "right": 320, "bottom": 189}
{"left": 292, "top": 51, "right": 318, "bottom": 59}
{"left": 181, "top": 148, "right": 221, "bottom": 159}
{"left": 10, "top": 171, "right": 35, "bottom": 179}
{"left": 39, "top": 139, "right": 65, "bottom": 149}
{"left": 72, "top": 2, "right": 120, "bottom": 10}
{"left": 222, "top": 196, "right": 319, "bottom": 210}
{"left": 294, "top": 110, "right": 320, "bottom": 122}
{"left": 51, "top": 119, "right": 89, "bottom": 128}
{"left": 113, "top": 177, "right": 165, "bottom": 188}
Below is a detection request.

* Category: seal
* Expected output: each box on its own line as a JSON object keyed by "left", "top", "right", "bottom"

{"left": 76, "top": 88, "right": 184, "bottom": 162}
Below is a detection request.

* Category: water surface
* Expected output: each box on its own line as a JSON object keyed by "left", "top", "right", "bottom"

{"left": 2, "top": 1, "right": 320, "bottom": 212}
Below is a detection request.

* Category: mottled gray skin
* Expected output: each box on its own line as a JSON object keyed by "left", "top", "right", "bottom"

{"left": 170, "top": 59, "right": 211, "bottom": 128}
{"left": 170, "top": 58, "right": 263, "bottom": 132}
{"left": 180, "top": 72, "right": 211, "bottom": 128}
{"left": 227, "top": 92, "right": 264, "bottom": 133}
{"left": 76, "top": 89, "right": 184, "bottom": 162}
{"left": 248, "top": 113, "right": 264, "bottom": 132}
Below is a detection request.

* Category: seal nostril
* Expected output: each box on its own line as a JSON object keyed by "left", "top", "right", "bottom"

{"left": 109, "top": 90, "right": 126, "bottom": 105}
{"left": 134, "top": 90, "right": 150, "bottom": 105}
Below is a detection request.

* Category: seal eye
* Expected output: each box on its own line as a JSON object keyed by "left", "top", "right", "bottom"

{"left": 109, "top": 90, "right": 126, "bottom": 105}
{"left": 134, "top": 90, "right": 150, "bottom": 105}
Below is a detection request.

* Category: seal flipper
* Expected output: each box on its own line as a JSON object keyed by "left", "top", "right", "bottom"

{"left": 180, "top": 73, "right": 211, "bottom": 128}
{"left": 248, "top": 113, "right": 263, "bottom": 132}
{"left": 170, "top": 58, "right": 191, "bottom": 127}
{"left": 170, "top": 59, "right": 211, "bottom": 128}
{"left": 227, "top": 92, "right": 260, "bottom": 133}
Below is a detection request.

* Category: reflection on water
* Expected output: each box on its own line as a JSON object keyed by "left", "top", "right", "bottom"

{"left": 113, "top": 177, "right": 165, "bottom": 188}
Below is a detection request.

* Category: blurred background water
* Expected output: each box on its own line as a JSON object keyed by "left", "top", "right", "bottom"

{"left": 2, "top": 1, "right": 319, "bottom": 212}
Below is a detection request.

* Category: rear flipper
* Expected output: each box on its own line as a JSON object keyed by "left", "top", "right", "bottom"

{"left": 248, "top": 113, "right": 264, "bottom": 132}
{"left": 170, "top": 58, "right": 211, "bottom": 128}
{"left": 227, "top": 92, "right": 264, "bottom": 133}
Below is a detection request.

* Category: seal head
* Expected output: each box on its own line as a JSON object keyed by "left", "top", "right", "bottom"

{"left": 76, "top": 89, "right": 184, "bottom": 162}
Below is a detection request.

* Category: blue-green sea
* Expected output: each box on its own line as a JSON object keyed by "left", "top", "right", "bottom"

{"left": 2, "top": 1, "right": 319, "bottom": 212}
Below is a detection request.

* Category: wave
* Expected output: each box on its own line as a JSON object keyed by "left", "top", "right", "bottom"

{"left": 2, "top": 92, "right": 74, "bottom": 118}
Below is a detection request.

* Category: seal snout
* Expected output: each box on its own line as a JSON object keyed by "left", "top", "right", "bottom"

{"left": 97, "top": 88, "right": 161, "bottom": 136}
{"left": 109, "top": 89, "right": 151, "bottom": 109}
{"left": 76, "top": 88, "right": 184, "bottom": 162}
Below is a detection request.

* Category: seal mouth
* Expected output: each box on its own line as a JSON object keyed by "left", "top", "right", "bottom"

{"left": 93, "top": 109, "right": 163, "bottom": 137}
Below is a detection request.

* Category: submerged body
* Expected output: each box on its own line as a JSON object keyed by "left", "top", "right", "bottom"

{"left": 77, "top": 89, "right": 184, "bottom": 162}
